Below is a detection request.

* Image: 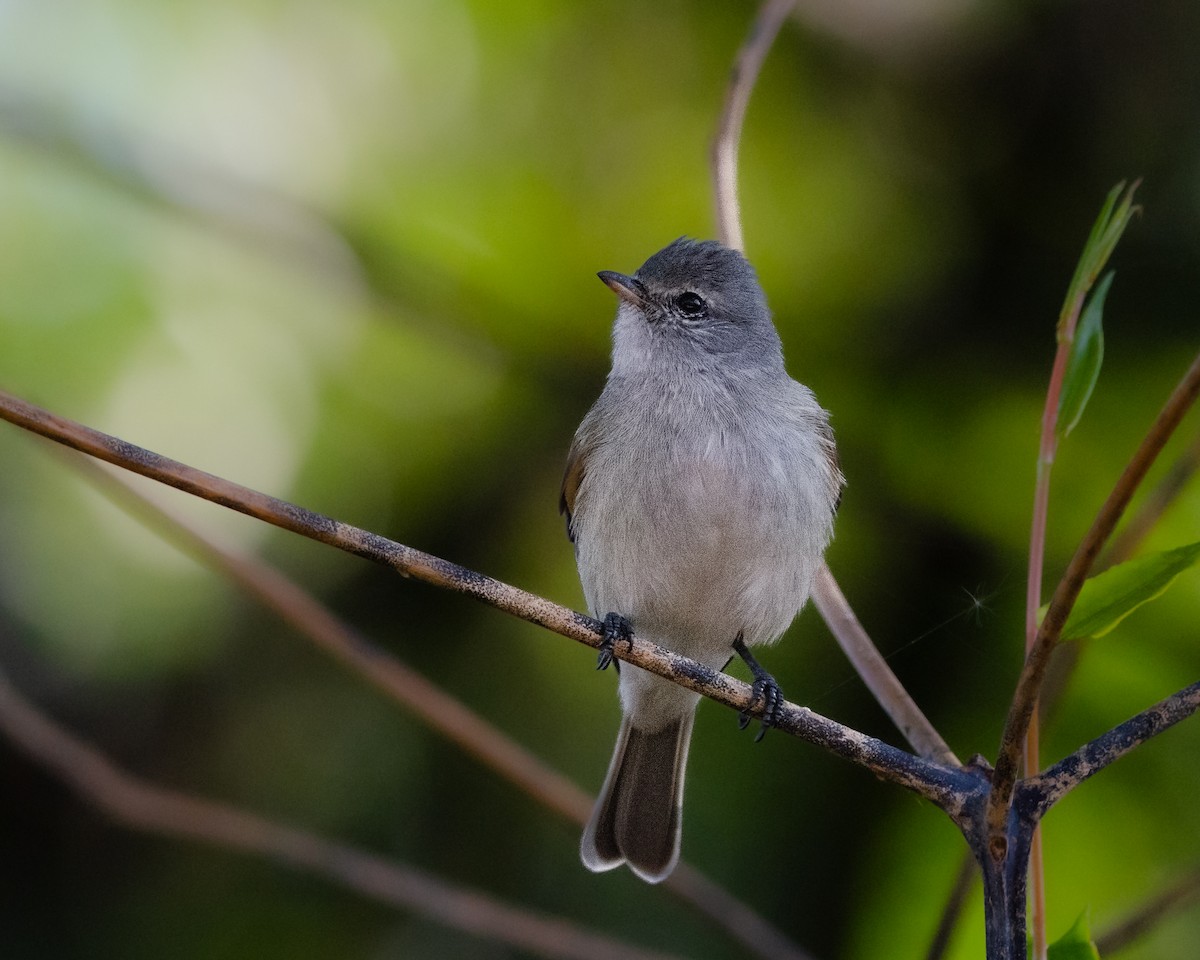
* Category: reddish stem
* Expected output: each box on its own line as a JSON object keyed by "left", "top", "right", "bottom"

{"left": 1023, "top": 288, "right": 1085, "bottom": 960}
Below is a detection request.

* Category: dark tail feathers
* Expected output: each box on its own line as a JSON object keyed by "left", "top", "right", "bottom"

{"left": 580, "top": 712, "right": 694, "bottom": 883}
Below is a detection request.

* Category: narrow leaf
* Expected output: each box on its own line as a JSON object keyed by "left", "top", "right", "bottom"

{"left": 1067, "top": 183, "right": 1124, "bottom": 303}
{"left": 1057, "top": 180, "right": 1139, "bottom": 337}
{"left": 1047, "top": 911, "right": 1100, "bottom": 960}
{"left": 1061, "top": 541, "right": 1200, "bottom": 641}
{"left": 1089, "top": 184, "right": 1140, "bottom": 290}
{"left": 1056, "top": 271, "right": 1112, "bottom": 439}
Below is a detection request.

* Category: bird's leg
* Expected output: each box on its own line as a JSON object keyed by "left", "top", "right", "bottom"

{"left": 596, "top": 612, "right": 633, "bottom": 671}
{"left": 732, "top": 632, "right": 782, "bottom": 742}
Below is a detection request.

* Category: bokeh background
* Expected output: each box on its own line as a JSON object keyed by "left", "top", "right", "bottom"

{"left": 1, "top": 0, "right": 1199, "bottom": 957}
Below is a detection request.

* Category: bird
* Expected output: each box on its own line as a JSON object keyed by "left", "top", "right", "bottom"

{"left": 561, "top": 237, "right": 842, "bottom": 883}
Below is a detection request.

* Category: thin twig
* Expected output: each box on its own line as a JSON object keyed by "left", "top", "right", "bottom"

{"left": 1038, "top": 418, "right": 1200, "bottom": 741}
{"left": 1104, "top": 428, "right": 1200, "bottom": 567}
{"left": 924, "top": 852, "right": 978, "bottom": 960}
{"left": 62, "top": 448, "right": 814, "bottom": 960}
{"left": 664, "top": 868, "right": 819, "bottom": 960}
{"left": 1021, "top": 180, "right": 1140, "bottom": 959}
{"left": 1026, "top": 678, "right": 1200, "bottom": 817}
{"left": 0, "top": 388, "right": 605, "bottom": 663}
{"left": 1095, "top": 870, "right": 1200, "bottom": 955}
{"left": 0, "top": 664, "right": 688, "bottom": 960}
{"left": 65, "top": 450, "right": 593, "bottom": 825}
{"left": 988, "top": 350, "right": 1200, "bottom": 833}
{"left": 712, "top": 0, "right": 796, "bottom": 254}
{"left": 811, "top": 566, "right": 959, "bottom": 765}
{"left": 0, "top": 389, "right": 970, "bottom": 809}
{"left": 1023, "top": 334, "right": 1072, "bottom": 960}
{"left": 711, "top": 0, "right": 954, "bottom": 770}
{"left": 1038, "top": 427, "right": 1200, "bottom": 739}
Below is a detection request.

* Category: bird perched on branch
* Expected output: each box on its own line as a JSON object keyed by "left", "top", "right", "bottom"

{"left": 561, "top": 237, "right": 842, "bottom": 882}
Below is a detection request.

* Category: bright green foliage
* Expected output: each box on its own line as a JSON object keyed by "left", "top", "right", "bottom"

{"left": 1061, "top": 541, "right": 1200, "bottom": 640}
{"left": 1056, "top": 271, "right": 1112, "bottom": 440}
{"left": 1058, "top": 182, "right": 1140, "bottom": 340}
{"left": 1051, "top": 181, "right": 1138, "bottom": 444}
{"left": 1046, "top": 911, "right": 1102, "bottom": 960}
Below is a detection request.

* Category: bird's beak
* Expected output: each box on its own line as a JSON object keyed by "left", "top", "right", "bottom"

{"left": 597, "top": 271, "right": 647, "bottom": 307}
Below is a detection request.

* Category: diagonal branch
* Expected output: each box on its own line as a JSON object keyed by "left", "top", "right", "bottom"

{"left": 711, "top": 0, "right": 797, "bottom": 253}
{"left": 62, "top": 448, "right": 813, "bottom": 960}
{"left": 0, "top": 387, "right": 603, "bottom": 653}
{"left": 0, "top": 389, "right": 969, "bottom": 809}
{"left": 64, "top": 449, "right": 593, "bottom": 825}
{"left": 1025, "top": 678, "right": 1200, "bottom": 818}
{"left": 811, "top": 566, "right": 959, "bottom": 765}
{"left": 712, "top": 1, "right": 955, "bottom": 769}
{"left": 1095, "top": 869, "right": 1200, "bottom": 955}
{"left": 987, "top": 350, "right": 1200, "bottom": 832}
{"left": 1103, "top": 427, "right": 1200, "bottom": 567}
{"left": 1034, "top": 426, "right": 1200, "bottom": 773}
{"left": 0, "top": 662, "right": 689, "bottom": 960}
{"left": 924, "top": 852, "right": 978, "bottom": 960}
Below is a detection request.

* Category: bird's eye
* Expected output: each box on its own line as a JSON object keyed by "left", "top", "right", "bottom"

{"left": 676, "top": 292, "right": 706, "bottom": 316}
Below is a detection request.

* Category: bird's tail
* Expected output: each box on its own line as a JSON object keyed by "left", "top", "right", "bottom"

{"left": 580, "top": 711, "right": 694, "bottom": 883}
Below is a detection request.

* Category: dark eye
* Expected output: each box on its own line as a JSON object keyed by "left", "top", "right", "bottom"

{"left": 676, "top": 292, "right": 706, "bottom": 316}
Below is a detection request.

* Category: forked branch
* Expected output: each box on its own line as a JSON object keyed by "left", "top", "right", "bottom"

{"left": 988, "top": 350, "right": 1200, "bottom": 831}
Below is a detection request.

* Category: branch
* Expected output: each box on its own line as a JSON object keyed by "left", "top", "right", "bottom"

{"left": 663, "top": 868, "right": 821, "bottom": 960}
{"left": 811, "top": 566, "right": 959, "bottom": 765}
{"left": 923, "top": 852, "right": 978, "bottom": 960}
{"left": 1026, "top": 678, "right": 1200, "bottom": 818}
{"left": 0, "top": 390, "right": 970, "bottom": 810}
{"left": 711, "top": 0, "right": 796, "bottom": 254}
{"left": 1104, "top": 427, "right": 1200, "bottom": 567}
{"left": 63, "top": 449, "right": 593, "bottom": 824}
{"left": 61, "top": 447, "right": 813, "bottom": 960}
{"left": 712, "top": 1, "right": 955, "bottom": 770}
{"left": 0, "top": 663, "right": 688, "bottom": 960}
{"left": 988, "top": 350, "right": 1200, "bottom": 831}
{"left": 1095, "top": 869, "right": 1200, "bottom": 955}
{"left": 1022, "top": 182, "right": 1139, "bottom": 959}
{"left": 0, "top": 388, "right": 602, "bottom": 652}
{"left": 1035, "top": 425, "right": 1200, "bottom": 756}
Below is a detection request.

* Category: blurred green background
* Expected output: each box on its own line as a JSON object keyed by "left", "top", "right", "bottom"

{"left": 1, "top": 0, "right": 1198, "bottom": 957}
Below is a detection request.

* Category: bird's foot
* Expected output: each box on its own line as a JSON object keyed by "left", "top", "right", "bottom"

{"left": 733, "top": 633, "right": 783, "bottom": 743}
{"left": 597, "top": 612, "right": 633, "bottom": 671}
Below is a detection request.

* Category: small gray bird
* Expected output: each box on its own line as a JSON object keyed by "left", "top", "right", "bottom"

{"left": 561, "top": 238, "right": 843, "bottom": 883}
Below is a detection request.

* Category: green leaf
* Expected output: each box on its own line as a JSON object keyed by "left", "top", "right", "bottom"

{"left": 1061, "top": 541, "right": 1200, "bottom": 641}
{"left": 1062, "top": 183, "right": 1123, "bottom": 316}
{"left": 1056, "top": 271, "right": 1112, "bottom": 439}
{"left": 1057, "top": 181, "right": 1140, "bottom": 338}
{"left": 1047, "top": 911, "right": 1100, "bottom": 960}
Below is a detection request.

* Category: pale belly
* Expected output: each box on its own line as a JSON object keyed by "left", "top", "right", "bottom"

{"left": 574, "top": 451, "right": 820, "bottom": 661}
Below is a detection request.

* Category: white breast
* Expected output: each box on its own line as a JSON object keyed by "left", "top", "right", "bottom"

{"left": 573, "top": 398, "right": 832, "bottom": 660}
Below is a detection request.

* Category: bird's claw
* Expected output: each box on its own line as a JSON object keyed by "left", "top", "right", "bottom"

{"left": 740, "top": 673, "right": 783, "bottom": 742}
{"left": 597, "top": 612, "right": 633, "bottom": 670}
{"left": 732, "top": 633, "right": 782, "bottom": 742}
